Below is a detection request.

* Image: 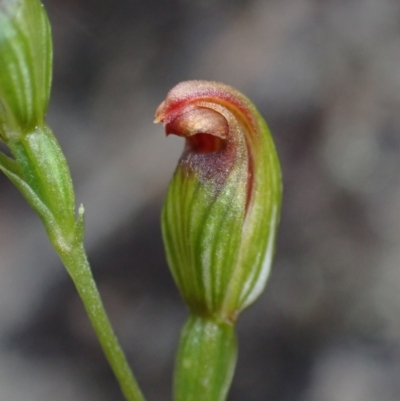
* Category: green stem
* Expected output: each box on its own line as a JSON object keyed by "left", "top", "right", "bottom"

{"left": 1, "top": 126, "right": 145, "bottom": 401}
{"left": 57, "top": 241, "right": 146, "bottom": 401}
{"left": 174, "top": 314, "right": 237, "bottom": 401}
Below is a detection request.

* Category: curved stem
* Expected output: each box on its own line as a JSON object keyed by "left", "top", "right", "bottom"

{"left": 57, "top": 241, "right": 146, "bottom": 401}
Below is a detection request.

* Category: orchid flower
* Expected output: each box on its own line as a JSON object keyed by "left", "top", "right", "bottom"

{"left": 156, "top": 81, "right": 282, "bottom": 401}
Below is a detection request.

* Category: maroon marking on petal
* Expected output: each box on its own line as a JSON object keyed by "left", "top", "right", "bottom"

{"left": 187, "top": 133, "right": 225, "bottom": 153}
{"left": 179, "top": 138, "right": 236, "bottom": 193}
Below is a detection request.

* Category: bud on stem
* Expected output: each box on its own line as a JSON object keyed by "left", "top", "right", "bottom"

{"left": 0, "top": 0, "right": 76, "bottom": 248}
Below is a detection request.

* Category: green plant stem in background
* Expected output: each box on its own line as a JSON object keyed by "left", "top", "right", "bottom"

{"left": 0, "top": 130, "right": 147, "bottom": 401}
{"left": 0, "top": 127, "right": 146, "bottom": 401}
{"left": 57, "top": 241, "right": 146, "bottom": 401}
{"left": 0, "top": 1, "right": 147, "bottom": 400}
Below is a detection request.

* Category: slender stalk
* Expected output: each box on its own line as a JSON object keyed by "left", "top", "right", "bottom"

{"left": 57, "top": 241, "right": 146, "bottom": 401}
{"left": 0, "top": 1, "right": 146, "bottom": 399}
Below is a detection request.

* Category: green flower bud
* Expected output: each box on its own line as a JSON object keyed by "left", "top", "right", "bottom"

{"left": 156, "top": 81, "right": 282, "bottom": 322}
{"left": 0, "top": 0, "right": 52, "bottom": 138}
{"left": 0, "top": 0, "right": 75, "bottom": 247}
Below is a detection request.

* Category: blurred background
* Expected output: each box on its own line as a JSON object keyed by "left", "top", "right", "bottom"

{"left": 1, "top": 0, "right": 400, "bottom": 399}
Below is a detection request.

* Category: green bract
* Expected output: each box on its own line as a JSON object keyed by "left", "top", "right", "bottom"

{"left": 0, "top": 0, "right": 52, "bottom": 137}
{"left": 5, "top": 124, "right": 76, "bottom": 243}
{"left": 156, "top": 80, "right": 282, "bottom": 322}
